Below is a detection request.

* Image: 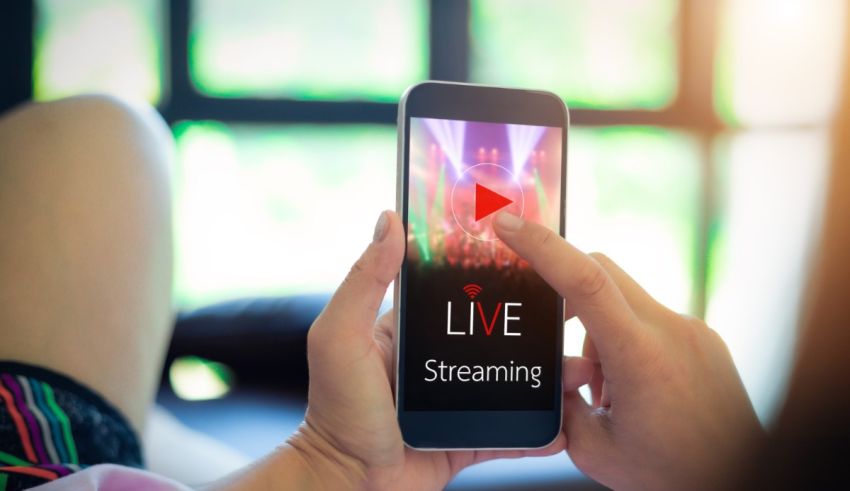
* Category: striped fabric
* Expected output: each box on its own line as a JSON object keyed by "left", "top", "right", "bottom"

{"left": 0, "top": 375, "right": 84, "bottom": 489}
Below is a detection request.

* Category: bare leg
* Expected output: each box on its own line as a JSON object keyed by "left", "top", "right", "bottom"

{"left": 0, "top": 95, "right": 174, "bottom": 433}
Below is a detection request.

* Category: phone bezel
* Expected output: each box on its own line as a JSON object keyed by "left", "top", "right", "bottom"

{"left": 394, "top": 81, "right": 570, "bottom": 450}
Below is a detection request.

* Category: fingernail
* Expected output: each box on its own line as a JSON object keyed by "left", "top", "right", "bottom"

{"left": 495, "top": 211, "right": 523, "bottom": 231}
{"left": 372, "top": 211, "right": 390, "bottom": 242}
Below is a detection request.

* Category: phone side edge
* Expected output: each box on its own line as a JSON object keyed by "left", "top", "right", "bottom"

{"left": 394, "top": 85, "right": 412, "bottom": 430}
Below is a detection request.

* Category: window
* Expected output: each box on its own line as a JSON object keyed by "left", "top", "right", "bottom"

{"left": 32, "top": 0, "right": 846, "bottom": 434}
{"left": 470, "top": 0, "right": 680, "bottom": 109}
{"left": 34, "top": 0, "right": 164, "bottom": 104}
{"left": 189, "top": 0, "right": 428, "bottom": 100}
{"left": 714, "top": 0, "right": 846, "bottom": 125}
{"left": 173, "top": 122, "right": 395, "bottom": 309}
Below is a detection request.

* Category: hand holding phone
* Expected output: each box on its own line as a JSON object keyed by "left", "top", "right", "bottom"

{"left": 492, "top": 214, "right": 762, "bottom": 491}
{"left": 291, "top": 210, "right": 566, "bottom": 490}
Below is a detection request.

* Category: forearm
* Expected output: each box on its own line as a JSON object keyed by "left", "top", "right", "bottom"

{"left": 199, "top": 436, "right": 364, "bottom": 491}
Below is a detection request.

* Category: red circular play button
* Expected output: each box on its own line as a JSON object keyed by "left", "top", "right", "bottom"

{"left": 450, "top": 163, "right": 525, "bottom": 241}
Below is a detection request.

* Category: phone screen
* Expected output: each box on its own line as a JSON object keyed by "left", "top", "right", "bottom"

{"left": 402, "top": 116, "right": 564, "bottom": 411}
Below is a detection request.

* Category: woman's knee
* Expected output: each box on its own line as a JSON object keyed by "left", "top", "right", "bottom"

{"left": 0, "top": 94, "right": 174, "bottom": 209}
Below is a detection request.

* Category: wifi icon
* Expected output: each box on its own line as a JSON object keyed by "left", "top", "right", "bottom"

{"left": 463, "top": 283, "right": 483, "bottom": 300}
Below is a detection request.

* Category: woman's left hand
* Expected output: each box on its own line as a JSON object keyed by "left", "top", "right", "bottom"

{"left": 289, "top": 210, "right": 571, "bottom": 490}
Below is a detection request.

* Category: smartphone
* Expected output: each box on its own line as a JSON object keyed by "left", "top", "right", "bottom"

{"left": 394, "top": 81, "right": 568, "bottom": 449}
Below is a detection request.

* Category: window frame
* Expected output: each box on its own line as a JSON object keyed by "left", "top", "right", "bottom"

{"left": 7, "top": 0, "right": 723, "bottom": 316}
{"left": 162, "top": 1, "right": 723, "bottom": 129}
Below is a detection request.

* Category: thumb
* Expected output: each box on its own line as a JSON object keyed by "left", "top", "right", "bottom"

{"left": 313, "top": 211, "right": 405, "bottom": 343}
{"left": 563, "top": 356, "right": 595, "bottom": 392}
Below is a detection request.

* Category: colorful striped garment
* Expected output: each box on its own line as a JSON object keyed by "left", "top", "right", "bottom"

{"left": 0, "top": 363, "right": 143, "bottom": 490}
{"left": 0, "top": 374, "right": 82, "bottom": 486}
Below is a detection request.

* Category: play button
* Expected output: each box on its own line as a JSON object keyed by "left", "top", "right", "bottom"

{"left": 475, "top": 183, "right": 514, "bottom": 222}
{"left": 450, "top": 163, "right": 525, "bottom": 242}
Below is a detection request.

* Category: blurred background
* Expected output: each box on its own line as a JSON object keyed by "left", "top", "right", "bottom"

{"left": 0, "top": 0, "right": 846, "bottom": 489}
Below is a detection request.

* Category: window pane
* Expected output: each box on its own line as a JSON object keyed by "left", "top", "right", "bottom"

{"left": 190, "top": 0, "right": 428, "bottom": 101}
{"left": 470, "top": 0, "right": 679, "bottom": 110}
{"left": 34, "top": 0, "right": 164, "bottom": 105}
{"left": 173, "top": 122, "right": 396, "bottom": 309}
{"left": 706, "top": 128, "right": 830, "bottom": 423}
{"left": 568, "top": 127, "right": 701, "bottom": 313}
{"left": 715, "top": 0, "right": 847, "bottom": 126}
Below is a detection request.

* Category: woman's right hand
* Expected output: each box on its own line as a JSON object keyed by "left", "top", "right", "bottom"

{"left": 494, "top": 211, "right": 764, "bottom": 491}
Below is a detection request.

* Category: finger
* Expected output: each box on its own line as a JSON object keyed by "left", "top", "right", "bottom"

{"left": 494, "top": 212, "right": 641, "bottom": 365}
{"left": 374, "top": 310, "right": 394, "bottom": 338}
{"left": 562, "top": 389, "right": 609, "bottom": 466}
{"left": 313, "top": 211, "right": 404, "bottom": 344}
{"left": 582, "top": 335, "right": 604, "bottom": 406}
{"left": 582, "top": 332, "right": 599, "bottom": 361}
{"left": 600, "top": 380, "right": 611, "bottom": 408}
{"left": 373, "top": 311, "right": 395, "bottom": 377}
{"left": 589, "top": 252, "right": 667, "bottom": 321}
{"left": 564, "top": 300, "right": 577, "bottom": 321}
{"left": 563, "top": 356, "right": 595, "bottom": 392}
